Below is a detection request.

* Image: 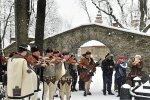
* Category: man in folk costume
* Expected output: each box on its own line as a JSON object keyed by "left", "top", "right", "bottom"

{"left": 42, "top": 48, "right": 58, "bottom": 100}
{"left": 68, "top": 54, "right": 79, "bottom": 92}
{"left": 7, "top": 44, "right": 34, "bottom": 100}
{"left": 79, "top": 51, "right": 96, "bottom": 96}
{"left": 59, "top": 52, "right": 72, "bottom": 100}
{"left": 26, "top": 46, "right": 47, "bottom": 100}
{"left": 52, "top": 50, "right": 63, "bottom": 98}
{"left": 78, "top": 54, "right": 86, "bottom": 91}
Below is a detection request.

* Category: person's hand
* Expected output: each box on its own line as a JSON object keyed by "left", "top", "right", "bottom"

{"left": 75, "top": 63, "right": 79, "bottom": 66}
{"left": 83, "top": 66, "right": 86, "bottom": 69}
{"left": 50, "top": 59, "right": 56, "bottom": 62}
{"left": 36, "top": 61, "right": 41, "bottom": 65}
{"left": 41, "top": 63, "right": 48, "bottom": 67}
{"left": 61, "top": 59, "right": 66, "bottom": 62}
{"left": 110, "top": 66, "right": 113, "bottom": 68}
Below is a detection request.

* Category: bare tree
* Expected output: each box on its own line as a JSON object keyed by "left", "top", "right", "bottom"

{"left": 1, "top": 3, "right": 14, "bottom": 44}
{"left": 0, "top": 0, "right": 14, "bottom": 49}
{"left": 116, "top": 0, "right": 128, "bottom": 25}
{"left": 44, "top": 0, "right": 63, "bottom": 37}
{"left": 80, "top": 0, "right": 92, "bottom": 23}
{"left": 139, "top": 0, "right": 148, "bottom": 31}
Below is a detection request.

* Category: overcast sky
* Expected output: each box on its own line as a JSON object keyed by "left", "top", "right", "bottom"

{"left": 55, "top": 0, "right": 98, "bottom": 27}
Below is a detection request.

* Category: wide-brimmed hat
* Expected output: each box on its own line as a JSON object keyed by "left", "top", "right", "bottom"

{"left": 85, "top": 51, "right": 91, "bottom": 55}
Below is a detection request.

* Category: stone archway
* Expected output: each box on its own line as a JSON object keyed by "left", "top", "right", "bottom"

{"left": 44, "top": 23, "right": 150, "bottom": 80}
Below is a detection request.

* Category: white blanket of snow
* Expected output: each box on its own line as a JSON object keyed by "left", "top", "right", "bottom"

{"left": 38, "top": 67, "right": 119, "bottom": 100}
{"left": 135, "top": 81, "right": 150, "bottom": 94}
{"left": 80, "top": 40, "right": 105, "bottom": 47}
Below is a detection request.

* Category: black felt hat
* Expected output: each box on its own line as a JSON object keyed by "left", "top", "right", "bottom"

{"left": 31, "top": 45, "right": 39, "bottom": 52}
{"left": 85, "top": 51, "right": 91, "bottom": 55}
{"left": 62, "top": 51, "right": 70, "bottom": 56}
{"left": 53, "top": 50, "right": 59, "bottom": 54}
{"left": 18, "top": 44, "right": 28, "bottom": 51}
{"left": 45, "top": 47, "right": 53, "bottom": 53}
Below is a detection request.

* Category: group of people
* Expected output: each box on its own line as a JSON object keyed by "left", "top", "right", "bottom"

{"left": 0, "top": 43, "right": 144, "bottom": 100}
{"left": 101, "top": 53, "right": 143, "bottom": 97}
{"left": 0, "top": 44, "right": 96, "bottom": 100}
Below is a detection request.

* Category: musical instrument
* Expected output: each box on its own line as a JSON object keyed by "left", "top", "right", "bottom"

{"left": 67, "top": 57, "right": 78, "bottom": 65}
{"left": 80, "top": 58, "right": 102, "bottom": 82}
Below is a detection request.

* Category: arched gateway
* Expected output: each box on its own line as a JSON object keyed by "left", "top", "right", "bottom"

{"left": 44, "top": 23, "right": 150, "bottom": 80}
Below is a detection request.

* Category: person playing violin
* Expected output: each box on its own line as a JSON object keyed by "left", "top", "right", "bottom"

{"left": 79, "top": 51, "right": 96, "bottom": 96}
{"left": 26, "top": 45, "right": 47, "bottom": 100}
{"left": 59, "top": 51, "right": 73, "bottom": 100}
{"left": 67, "top": 54, "right": 79, "bottom": 92}
{"left": 7, "top": 44, "right": 35, "bottom": 100}
{"left": 42, "top": 48, "right": 59, "bottom": 100}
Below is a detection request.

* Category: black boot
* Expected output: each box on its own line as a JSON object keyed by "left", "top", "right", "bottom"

{"left": 103, "top": 90, "right": 106, "bottom": 95}
{"left": 87, "top": 92, "right": 92, "bottom": 95}
{"left": 108, "top": 92, "right": 114, "bottom": 95}
{"left": 84, "top": 92, "right": 87, "bottom": 96}
{"left": 117, "top": 94, "right": 120, "bottom": 97}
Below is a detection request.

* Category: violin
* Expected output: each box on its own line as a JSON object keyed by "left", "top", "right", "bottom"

{"left": 38, "top": 56, "right": 52, "bottom": 63}
{"left": 67, "top": 57, "right": 78, "bottom": 65}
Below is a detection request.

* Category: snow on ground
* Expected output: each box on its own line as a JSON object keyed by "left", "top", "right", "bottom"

{"left": 38, "top": 67, "right": 119, "bottom": 100}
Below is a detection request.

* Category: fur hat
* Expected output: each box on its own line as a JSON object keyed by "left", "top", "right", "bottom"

{"left": 135, "top": 55, "right": 141, "bottom": 59}
{"left": 31, "top": 46, "right": 39, "bottom": 52}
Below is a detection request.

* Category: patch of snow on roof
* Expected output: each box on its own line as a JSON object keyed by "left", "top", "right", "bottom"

{"left": 3, "top": 41, "right": 16, "bottom": 50}
{"left": 80, "top": 40, "right": 105, "bottom": 47}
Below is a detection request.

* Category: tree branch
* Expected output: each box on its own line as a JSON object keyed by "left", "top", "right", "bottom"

{"left": 91, "top": 0, "right": 124, "bottom": 28}
{"left": 80, "top": 0, "right": 92, "bottom": 23}
{"left": 1, "top": 3, "right": 14, "bottom": 42}
{"left": 142, "top": 24, "right": 150, "bottom": 32}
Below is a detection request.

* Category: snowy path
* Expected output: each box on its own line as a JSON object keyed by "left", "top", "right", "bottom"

{"left": 38, "top": 67, "right": 119, "bottom": 100}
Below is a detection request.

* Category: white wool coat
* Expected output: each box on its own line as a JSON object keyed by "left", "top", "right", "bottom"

{"left": 7, "top": 55, "right": 35, "bottom": 99}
